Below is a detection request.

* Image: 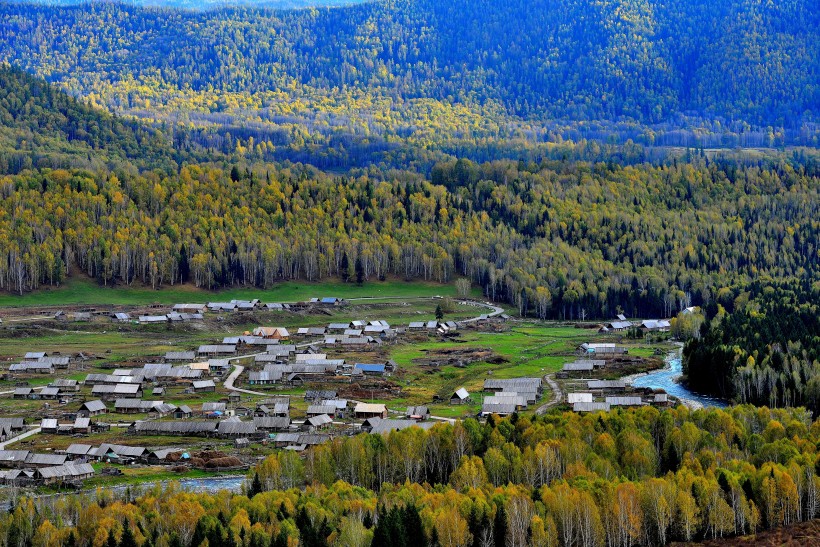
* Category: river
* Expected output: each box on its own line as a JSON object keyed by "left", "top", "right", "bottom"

{"left": 0, "top": 475, "right": 246, "bottom": 510}
{"left": 172, "top": 475, "right": 246, "bottom": 493}
{"left": 99, "top": 475, "right": 247, "bottom": 498}
{"left": 631, "top": 350, "right": 728, "bottom": 408}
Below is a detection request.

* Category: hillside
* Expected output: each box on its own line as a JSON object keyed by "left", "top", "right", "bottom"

{"left": 0, "top": 66, "right": 818, "bottom": 319}
{"left": 684, "top": 277, "right": 820, "bottom": 410}
{"left": 0, "top": 65, "right": 182, "bottom": 172}
{"left": 7, "top": 0, "right": 366, "bottom": 9}
{"left": 0, "top": 0, "right": 818, "bottom": 151}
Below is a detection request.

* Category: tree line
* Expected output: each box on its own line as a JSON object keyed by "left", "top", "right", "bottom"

{"left": 5, "top": 404, "right": 820, "bottom": 546}
{"left": 0, "top": 153, "right": 818, "bottom": 319}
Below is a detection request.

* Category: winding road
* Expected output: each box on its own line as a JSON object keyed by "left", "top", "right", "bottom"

{"left": 222, "top": 364, "right": 268, "bottom": 397}
{"left": 535, "top": 375, "right": 563, "bottom": 414}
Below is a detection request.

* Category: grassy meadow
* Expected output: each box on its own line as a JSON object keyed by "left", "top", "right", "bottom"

{"left": 0, "top": 276, "right": 480, "bottom": 308}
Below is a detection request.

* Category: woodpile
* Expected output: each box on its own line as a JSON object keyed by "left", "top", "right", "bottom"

{"left": 188, "top": 450, "right": 242, "bottom": 469}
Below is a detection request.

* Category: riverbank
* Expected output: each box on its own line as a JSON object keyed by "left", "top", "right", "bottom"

{"left": 618, "top": 344, "right": 682, "bottom": 384}
{"left": 625, "top": 346, "right": 728, "bottom": 409}
{"left": 621, "top": 357, "right": 703, "bottom": 410}
{"left": 0, "top": 473, "right": 247, "bottom": 511}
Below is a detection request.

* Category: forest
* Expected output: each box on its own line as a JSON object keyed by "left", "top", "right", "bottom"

{"left": 0, "top": 66, "right": 819, "bottom": 319}
{"left": 1, "top": 1, "right": 820, "bottom": 543}
{"left": 4, "top": 405, "right": 820, "bottom": 546}
{"left": 683, "top": 276, "right": 820, "bottom": 412}
{"left": 0, "top": 0, "right": 818, "bottom": 156}
{"left": 10, "top": 0, "right": 367, "bottom": 8}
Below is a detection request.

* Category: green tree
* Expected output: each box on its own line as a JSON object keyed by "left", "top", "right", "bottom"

{"left": 119, "top": 522, "right": 138, "bottom": 547}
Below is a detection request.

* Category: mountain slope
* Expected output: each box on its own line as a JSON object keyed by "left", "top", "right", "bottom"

{"left": 0, "top": 0, "right": 817, "bottom": 131}
{"left": 6, "top": 0, "right": 366, "bottom": 9}
{"left": 0, "top": 63, "right": 817, "bottom": 323}
{"left": 0, "top": 65, "right": 179, "bottom": 172}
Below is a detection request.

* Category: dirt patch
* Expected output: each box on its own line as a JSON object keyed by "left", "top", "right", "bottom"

{"left": 557, "top": 356, "right": 665, "bottom": 383}
{"left": 598, "top": 356, "right": 664, "bottom": 378}
{"left": 412, "top": 347, "right": 507, "bottom": 368}
{"left": 338, "top": 379, "right": 403, "bottom": 400}
{"left": 675, "top": 518, "right": 820, "bottom": 546}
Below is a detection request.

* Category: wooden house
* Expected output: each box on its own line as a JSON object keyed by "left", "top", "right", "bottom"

{"left": 78, "top": 400, "right": 107, "bottom": 417}
{"left": 353, "top": 403, "right": 387, "bottom": 420}
{"left": 450, "top": 388, "right": 470, "bottom": 405}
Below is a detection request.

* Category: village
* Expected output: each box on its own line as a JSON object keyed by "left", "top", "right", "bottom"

{"left": 0, "top": 295, "right": 678, "bottom": 491}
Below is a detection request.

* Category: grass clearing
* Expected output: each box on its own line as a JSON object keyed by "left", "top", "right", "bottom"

{"left": 0, "top": 276, "right": 478, "bottom": 308}
{"left": 386, "top": 323, "right": 591, "bottom": 416}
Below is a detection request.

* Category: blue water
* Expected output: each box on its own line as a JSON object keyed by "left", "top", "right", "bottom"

{"left": 632, "top": 353, "right": 728, "bottom": 408}
{"left": 177, "top": 476, "right": 246, "bottom": 493}
{"left": 111, "top": 475, "right": 246, "bottom": 497}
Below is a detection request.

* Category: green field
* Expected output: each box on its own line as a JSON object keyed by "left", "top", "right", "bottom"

{"left": 381, "top": 323, "right": 665, "bottom": 417}
{"left": 392, "top": 324, "right": 671, "bottom": 416}
{"left": 0, "top": 276, "right": 478, "bottom": 308}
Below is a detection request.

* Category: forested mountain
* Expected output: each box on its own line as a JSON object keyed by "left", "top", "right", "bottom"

{"left": 5, "top": 406, "right": 820, "bottom": 545}
{"left": 0, "top": 66, "right": 818, "bottom": 321}
{"left": 1, "top": 0, "right": 818, "bottom": 152}
{"left": 8, "top": 0, "right": 365, "bottom": 8}
{"left": 0, "top": 65, "right": 187, "bottom": 172}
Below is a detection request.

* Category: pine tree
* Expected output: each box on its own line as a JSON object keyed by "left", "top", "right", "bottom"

{"left": 435, "top": 304, "right": 444, "bottom": 320}
{"left": 316, "top": 517, "right": 331, "bottom": 547}
{"left": 106, "top": 529, "right": 118, "bottom": 547}
{"left": 340, "top": 252, "right": 350, "bottom": 282}
{"left": 403, "top": 505, "right": 426, "bottom": 546}
{"left": 296, "top": 507, "right": 316, "bottom": 546}
{"left": 387, "top": 507, "right": 406, "bottom": 547}
{"left": 191, "top": 518, "right": 209, "bottom": 547}
{"left": 270, "top": 530, "right": 289, "bottom": 547}
{"left": 493, "top": 505, "right": 507, "bottom": 547}
{"left": 65, "top": 531, "right": 77, "bottom": 547}
{"left": 371, "top": 505, "right": 390, "bottom": 547}
{"left": 468, "top": 507, "right": 487, "bottom": 547}
{"left": 355, "top": 257, "right": 364, "bottom": 284}
{"left": 178, "top": 245, "right": 190, "bottom": 283}
{"left": 119, "top": 522, "right": 138, "bottom": 547}
{"left": 208, "top": 523, "right": 226, "bottom": 547}
{"left": 249, "top": 473, "right": 263, "bottom": 497}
